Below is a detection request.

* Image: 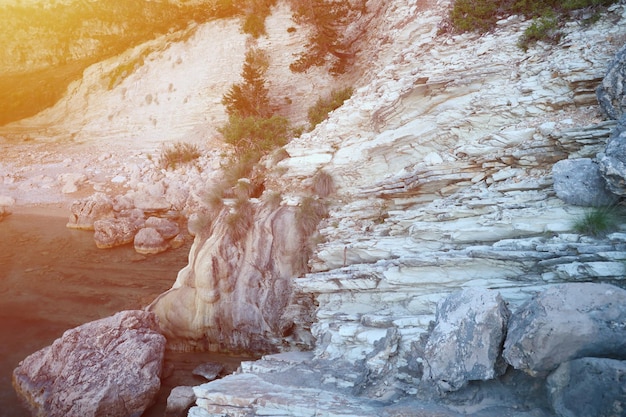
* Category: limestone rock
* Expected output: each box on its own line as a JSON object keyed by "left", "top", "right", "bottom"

{"left": 12, "top": 310, "right": 165, "bottom": 417}
{"left": 94, "top": 217, "right": 142, "bottom": 249}
{"left": 145, "top": 216, "right": 180, "bottom": 239}
{"left": 423, "top": 288, "right": 510, "bottom": 391}
{"left": 503, "top": 283, "right": 626, "bottom": 375}
{"left": 597, "top": 43, "right": 626, "bottom": 119}
{"left": 192, "top": 362, "right": 224, "bottom": 381}
{"left": 134, "top": 227, "right": 169, "bottom": 255}
{"left": 165, "top": 386, "right": 196, "bottom": 417}
{"left": 66, "top": 192, "right": 115, "bottom": 230}
{"left": 149, "top": 202, "right": 313, "bottom": 352}
{"left": 598, "top": 114, "right": 626, "bottom": 196}
{"left": 547, "top": 357, "right": 626, "bottom": 417}
{"left": 552, "top": 158, "right": 618, "bottom": 206}
{"left": 58, "top": 172, "right": 87, "bottom": 194}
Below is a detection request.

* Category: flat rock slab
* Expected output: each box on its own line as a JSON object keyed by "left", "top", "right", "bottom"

{"left": 13, "top": 310, "right": 166, "bottom": 417}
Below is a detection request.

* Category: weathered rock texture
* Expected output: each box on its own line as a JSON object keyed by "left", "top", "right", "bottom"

{"left": 503, "top": 283, "right": 626, "bottom": 375}
{"left": 12, "top": 310, "right": 165, "bottom": 417}
{"left": 66, "top": 192, "right": 115, "bottom": 230}
{"left": 598, "top": 114, "right": 626, "bottom": 196}
{"left": 552, "top": 158, "right": 618, "bottom": 206}
{"left": 423, "top": 288, "right": 510, "bottom": 392}
{"left": 597, "top": 43, "right": 626, "bottom": 119}
{"left": 547, "top": 357, "right": 626, "bottom": 417}
{"left": 183, "top": 0, "right": 626, "bottom": 415}
{"left": 10, "top": 0, "right": 626, "bottom": 415}
{"left": 149, "top": 201, "right": 314, "bottom": 353}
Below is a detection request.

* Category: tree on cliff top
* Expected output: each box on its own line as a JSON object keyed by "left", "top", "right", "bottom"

{"left": 288, "top": 0, "right": 366, "bottom": 75}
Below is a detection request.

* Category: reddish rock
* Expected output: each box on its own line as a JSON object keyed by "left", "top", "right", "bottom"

{"left": 13, "top": 310, "right": 166, "bottom": 417}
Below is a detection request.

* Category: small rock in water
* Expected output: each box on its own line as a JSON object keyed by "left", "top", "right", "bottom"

{"left": 192, "top": 362, "right": 224, "bottom": 381}
{"left": 165, "top": 386, "right": 196, "bottom": 417}
{"left": 134, "top": 227, "right": 169, "bottom": 254}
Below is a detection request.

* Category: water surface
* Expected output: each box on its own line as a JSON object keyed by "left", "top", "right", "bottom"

{"left": 0, "top": 211, "right": 247, "bottom": 416}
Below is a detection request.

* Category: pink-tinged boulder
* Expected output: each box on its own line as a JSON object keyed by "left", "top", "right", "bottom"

{"left": 145, "top": 216, "right": 180, "bottom": 239}
{"left": 67, "top": 192, "right": 115, "bottom": 230}
{"left": 134, "top": 227, "right": 169, "bottom": 255}
{"left": 13, "top": 310, "right": 165, "bottom": 417}
{"left": 94, "top": 217, "right": 142, "bottom": 249}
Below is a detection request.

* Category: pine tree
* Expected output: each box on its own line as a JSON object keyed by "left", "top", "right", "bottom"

{"left": 289, "top": 0, "right": 365, "bottom": 75}
{"left": 222, "top": 49, "right": 272, "bottom": 118}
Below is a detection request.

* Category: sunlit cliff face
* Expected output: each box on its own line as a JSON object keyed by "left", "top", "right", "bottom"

{"left": 0, "top": 0, "right": 218, "bottom": 126}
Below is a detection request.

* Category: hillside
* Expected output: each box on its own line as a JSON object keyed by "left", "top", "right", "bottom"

{"left": 3, "top": 0, "right": 626, "bottom": 415}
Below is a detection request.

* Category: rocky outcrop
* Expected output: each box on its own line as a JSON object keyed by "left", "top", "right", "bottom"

{"left": 597, "top": 43, "right": 626, "bottom": 119}
{"left": 165, "top": 386, "right": 196, "bottom": 417}
{"left": 185, "top": 0, "right": 626, "bottom": 415}
{"left": 134, "top": 227, "right": 169, "bottom": 254}
{"left": 12, "top": 310, "right": 165, "bottom": 417}
{"left": 94, "top": 217, "right": 143, "bottom": 249}
{"left": 66, "top": 192, "right": 115, "bottom": 230}
{"left": 503, "top": 283, "right": 626, "bottom": 376}
{"left": 148, "top": 200, "right": 315, "bottom": 353}
{"left": 598, "top": 114, "right": 626, "bottom": 196}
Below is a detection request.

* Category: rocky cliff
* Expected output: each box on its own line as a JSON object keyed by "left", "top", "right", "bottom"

{"left": 5, "top": 0, "right": 626, "bottom": 415}
{"left": 150, "top": 0, "right": 626, "bottom": 415}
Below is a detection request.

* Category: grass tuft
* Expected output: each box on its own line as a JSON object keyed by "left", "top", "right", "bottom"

{"left": 159, "top": 142, "right": 201, "bottom": 170}
{"left": 573, "top": 206, "right": 623, "bottom": 237}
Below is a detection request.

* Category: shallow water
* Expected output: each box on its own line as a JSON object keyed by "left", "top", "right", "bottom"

{"left": 0, "top": 212, "right": 249, "bottom": 416}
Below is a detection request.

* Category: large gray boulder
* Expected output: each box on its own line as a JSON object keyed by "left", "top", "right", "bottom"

{"left": 547, "top": 357, "right": 626, "bottom": 417}
{"left": 597, "top": 43, "right": 626, "bottom": 120}
{"left": 503, "top": 283, "right": 626, "bottom": 376}
{"left": 597, "top": 114, "right": 626, "bottom": 196}
{"left": 552, "top": 158, "right": 618, "bottom": 206}
{"left": 13, "top": 310, "right": 166, "bottom": 417}
{"left": 423, "top": 288, "right": 510, "bottom": 392}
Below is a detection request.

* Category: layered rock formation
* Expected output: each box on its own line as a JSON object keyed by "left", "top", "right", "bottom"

{"left": 7, "top": 0, "right": 626, "bottom": 415}
{"left": 149, "top": 200, "right": 316, "bottom": 352}
{"left": 174, "top": 0, "right": 626, "bottom": 415}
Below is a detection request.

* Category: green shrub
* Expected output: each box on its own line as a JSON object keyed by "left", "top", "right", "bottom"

{"left": 262, "top": 190, "right": 282, "bottom": 208}
{"left": 307, "top": 87, "right": 354, "bottom": 129}
{"left": 518, "top": 12, "right": 561, "bottom": 50}
{"left": 222, "top": 48, "right": 272, "bottom": 118}
{"left": 288, "top": 0, "right": 362, "bottom": 75}
{"left": 449, "top": 0, "right": 618, "bottom": 34}
{"left": 219, "top": 114, "right": 290, "bottom": 155}
{"left": 450, "top": 0, "right": 502, "bottom": 32}
{"left": 159, "top": 142, "right": 201, "bottom": 170}
{"left": 243, "top": 12, "right": 267, "bottom": 38}
{"left": 241, "top": 0, "right": 276, "bottom": 38}
{"left": 573, "top": 206, "right": 622, "bottom": 237}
